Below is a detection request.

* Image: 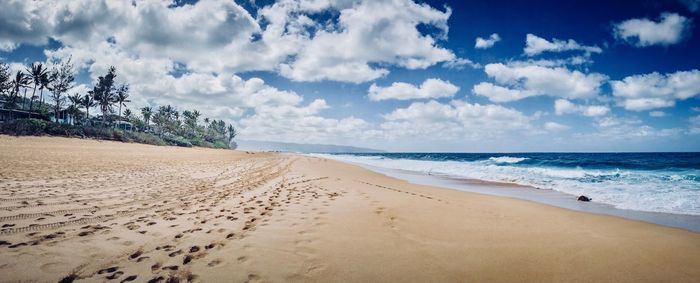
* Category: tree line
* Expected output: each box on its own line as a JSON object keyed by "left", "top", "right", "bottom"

{"left": 0, "top": 60, "right": 238, "bottom": 149}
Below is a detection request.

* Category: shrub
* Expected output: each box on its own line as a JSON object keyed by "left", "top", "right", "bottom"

{"left": 212, "top": 141, "right": 229, "bottom": 149}
{"left": 112, "top": 129, "right": 132, "bottom": 142}
{"left": 0, "top": 119, "right": 228, "bottom": 149}
{"left": 45, "top": 123, "right": 71, "bottom": 136}
{"left": 188, "top": 136, "right": 204, "bottom": 146}
{"left": 65, "top": 127, "right": 86, "bottom": 137}
{"left": 0, "top": 118, "right": 49, "bottom": 136}
{"left": 129, "top": 132, "right": 166, "bottom": 146}
{"left": 83, "top": 126, "right": 117, "bottom": 140}
{"left": 198, "top": 141, "right": 214, "bottom": 148}
{"left": 163, "top": 135, "right": 193, "bottom": 147}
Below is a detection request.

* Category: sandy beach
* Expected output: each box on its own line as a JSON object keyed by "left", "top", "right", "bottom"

{"left": 0, "top": 135, "right": 699, "bottom": 283}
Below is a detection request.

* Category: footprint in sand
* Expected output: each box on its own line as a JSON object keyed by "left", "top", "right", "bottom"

{"left": 105, "top": 271, "right": 124, "bottom": 280}
{"left": 207, "top": 259, "right": 222, "bottom": 267}
{"left": 129, "top": 250, "right": 142, "bottom": 260}
{"left": 150, "top": 263, "right": 161, "bottom": 271}
{"left": 162, "top": 265, "right": 179, "bottom": 271}
{"left": 168, "top": 250, "right": 183, "bottom": 257}
{"left": 97, "top": 266, "right": 119, "bottom": 274}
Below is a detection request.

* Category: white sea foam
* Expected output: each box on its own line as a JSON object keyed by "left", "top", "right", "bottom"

{"left": 487, "top": 156, "right": 529, "bottom": 164}
{"left": 312, "top": 154, "right": 700, "bottom": 216}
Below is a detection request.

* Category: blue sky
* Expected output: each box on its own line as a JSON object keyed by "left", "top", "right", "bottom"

{"left": 1, "top": 0, "right": 699, "bottom": 152}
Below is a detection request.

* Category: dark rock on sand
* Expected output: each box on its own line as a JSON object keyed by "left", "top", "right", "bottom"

{"left": 577, "top": 195, "right": 592, "bottom": 202}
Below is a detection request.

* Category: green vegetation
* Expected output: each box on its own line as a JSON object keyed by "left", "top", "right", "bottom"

{"left": 0, "top": 60, "right": 238, "bottom": 149}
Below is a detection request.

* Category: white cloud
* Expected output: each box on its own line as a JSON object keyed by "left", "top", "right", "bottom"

{"left": 649, "top": 111, "right": 668, "bottom": 117}
{"left": 472, "top": 83, "right": 535, "bottom": 102}
{"left": 690, "top": 115, "right": 700, "bottom": 134}
{"left": 369, "top": 78, "right": 459, "bottom": 101}
{"left": 0, "top": 0, "right": 56, "bottom": 50}
{"left": 0, "top": 0, "right": 479, "bottom": 147}
{"left": 554, "top": 99, "right": 610, "bottom": 117}
{"left": 477, "top": 62, "right": 607, "bottom": 102}
{"left": 2, "top": 0, "right": 464, "bottom": 84}
{"left": 524, "top": 34, "right": 602, "bottom": 56}
{"left": 475, "top": 33, "right": 501, "bottom": 49}
{"left": 587, "top": 116, "right": 683, "bottom": 139}
{"left": 277, "top": 0, "right": 458, "bottom": 83}
{"left": 515, "top": 56, "right": 593, "bottom": 68}
{"left": 42, "top": 37, "right": 369, "bottom": 145}
{"left": 442, "top": 58, "right": 481, "bottom": 69}
{"left": 239, "top": 101, "right": 377, "bottom": 144}
{"left": 544, "top": 122, "right": 570, "bottom": 131}
{"left": 613, "top": 13, "right": 692, "bottom": 47}
{"left": 611, "top": 69, "right": 700, "bottom": 111}
{"left": 380, "top": 100, "right": 532, "bottom": 141}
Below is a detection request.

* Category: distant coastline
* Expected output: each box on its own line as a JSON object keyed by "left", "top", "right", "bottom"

{"left": 236, "top": 139, "right": 384, "bottom": 153}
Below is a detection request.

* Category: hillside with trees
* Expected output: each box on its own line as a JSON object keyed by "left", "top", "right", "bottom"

{"left": 0, "top": 60, "right": 238, "bottom": 149}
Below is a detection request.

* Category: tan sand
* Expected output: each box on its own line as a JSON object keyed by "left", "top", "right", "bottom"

{"left": 0, "top": 135, "right": 699, "bottom": 283}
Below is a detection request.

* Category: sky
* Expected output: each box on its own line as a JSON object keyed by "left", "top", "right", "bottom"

{"left": 1, "top": 0, "right": 699, "bottom": 152}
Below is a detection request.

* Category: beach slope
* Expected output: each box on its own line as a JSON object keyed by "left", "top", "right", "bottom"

{"left": 0, "top": 136, "right": 699, "bottom": 282}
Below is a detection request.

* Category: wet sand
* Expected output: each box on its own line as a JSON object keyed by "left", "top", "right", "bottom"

{"left": 1, "top": 135, "right": 699, "bottom": 282}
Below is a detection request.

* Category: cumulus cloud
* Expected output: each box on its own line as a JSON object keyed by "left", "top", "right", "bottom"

{"left": 587, "top": 116, "right": 683, "bottom": 139}
{"left": 649, "top": 111, "right": 668, "bottom": 117}
{"left": 524, "top": 34, "right": 602, "bottom": 56}
{"left": 442, "top": 58, "right": 481, "bottom": 69}
{"left": 473, "top": 62, "right": 607, "bottom": 102}
{"left": 544, "top": 122, "right": 570, "bottom": 131}
{"left": 554, "top": 99, "right": 610, "bottom": 117}
{"left": 1, "top": 0, "right": 463, "bottom": 83}
{"left": 515, "top": 56, "right": 593, "bottom": 67}
{"left": 690, "top": 115, "right": 700, "bottom": 134}
{"left": 613, "top": 13, "right": 692, "bottom": 47}
{"left": 43, "top": 35, "right": 369, "bottom": 145}
{"left": 475, "top": 33, "right": 500, "bottom": 49}
{"left": 472, "top": 83, "right": 535, "bottom": 103}
{"left": 0, "top": 0, "right": 478, "bottom": 146}
{"left": 368, "top": 78, "right": 459, "bottom": 101}
{"left": 277, "top": 0, "right": 459, "bottom": 83}
{"left": 610, "top": 69, "right": 700, "bottom": 111}
{"left": 380, "top": 100, "right": 532, "bottom": 141}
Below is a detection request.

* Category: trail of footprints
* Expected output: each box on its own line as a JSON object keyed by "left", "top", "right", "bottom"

{"left": 356, "top": 180, "right": 444, "bottom": 203}
{"left": 0, "top": 155, "right": 348, "bottom": 282}
{"left": 76, "top": 175, "right": 337, "bottom": 283}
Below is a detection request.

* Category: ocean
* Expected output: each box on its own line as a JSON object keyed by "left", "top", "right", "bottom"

{"left": 314, "top": 152, "right": 700, "bottom": 216}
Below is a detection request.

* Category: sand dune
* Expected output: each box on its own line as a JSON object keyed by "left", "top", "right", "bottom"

{"left": 0, "top": 135, "right": 699, "bottom": 282}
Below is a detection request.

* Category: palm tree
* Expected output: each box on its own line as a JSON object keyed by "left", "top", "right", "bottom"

{"left": 115, "top": 84, "right": 130, "bottom": 127}
{"left": 68, "top": 93, "right": 83, "bottom": 125}
{"left": 182, "top": 110, "right": 202, "bottom": 137}
{"left": 93, "top": 66, "right": 118, "bottom": 126}
{"left": 141, "top": 106, "right": 152, "bottom": 131}
{"left": 123, "top": 108, "right": 132, "bottom": 119}
{"left": 7, "top": 71, "right": 30, "bottom": 110}
{"left": 27, "top": 63, "right": 49, "bottom": 111}
{"left": 40, "top": 72, "right": 54, "bottom": 106}
{"left": 81, "top": 91, "right": 96, "bottom": 123}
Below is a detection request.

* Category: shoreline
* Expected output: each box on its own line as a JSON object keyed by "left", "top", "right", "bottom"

{"left": 309, "top": 153, "right": 700, "bottom": 233}
{"left": 1, "top": 136, "right": 699, "bottom": 282}
{"left": 341, "top": 161, "right": 700, "bottom": 233}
